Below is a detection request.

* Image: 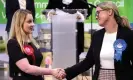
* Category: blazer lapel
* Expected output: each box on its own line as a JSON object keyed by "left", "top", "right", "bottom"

{"left": 116, "top": 26, "right": 124, "bottom": 39}
{"left": 95, "top": 29, "right": 105, "bottom": 64}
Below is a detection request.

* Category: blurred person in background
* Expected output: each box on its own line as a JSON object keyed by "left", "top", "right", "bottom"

{"left": 5, "top": 0, "right": 35, "bottom": 36}
{"left": 44, "top": 0, "right": 93, "bottom": 63}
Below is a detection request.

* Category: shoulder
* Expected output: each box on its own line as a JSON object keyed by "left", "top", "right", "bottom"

{"left": 92, "top": 28, "right": 105, "bottom": 37}
{"left": 7, "top": 39, "right": 19, "bottom": 46}
{"left": 120, "top": 27, "right": 133, "bottom": 36}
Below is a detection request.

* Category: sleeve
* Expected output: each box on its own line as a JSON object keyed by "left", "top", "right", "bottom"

{"left": 5, "top": 0, "right": 12, "bottom": 19}
{"left": 7, "top": 39, "right": 26, "bottom": 63}
{"left": 77, "top": 0, "right": 93, "bottom": 18}
{"left": 45, "top": 0, "right": 56, "bottom": 9}
{"left": 127, "top": 31, "right": 133, "bottom": 79}
{"left": 27, "top": 0, "right": 35, "bottom": 21}
{"left": 65, "top": 33, "right": 95, "bottom": 80}
{"left": 30, "top": 0, "right": 35, "bottom": 20}
{"left": 129, "top": 32, "right": 133, "bottom": 68}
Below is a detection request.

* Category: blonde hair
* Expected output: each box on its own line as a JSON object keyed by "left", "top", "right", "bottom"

{"left": 121, "top": 16, "right": 131, "bottom": 28}
{"left": 9, "top": 9, "right": 39, "bottom": 52}
{"left": 97, "top": 1, "right": 130, "bottom": 28}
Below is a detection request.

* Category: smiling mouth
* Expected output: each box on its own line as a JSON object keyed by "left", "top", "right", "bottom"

{"left": 30, "top": 27, "right": 34, "bottom": 31}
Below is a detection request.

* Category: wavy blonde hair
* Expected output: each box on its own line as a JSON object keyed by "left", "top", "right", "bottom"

{"left": 97, "top": 1, "right": 130, "bottom": 28}
{"left": 9, "top": 9, "right": 39, "bottom": 52}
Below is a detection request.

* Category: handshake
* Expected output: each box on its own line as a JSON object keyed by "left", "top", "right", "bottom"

{"left": 52, "top": 68, "right": 66, "bottom": 80}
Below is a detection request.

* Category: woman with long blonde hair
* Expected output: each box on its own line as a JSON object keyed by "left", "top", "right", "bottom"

{"left": 7, "top": 9, "right": 60, "bottom": 80}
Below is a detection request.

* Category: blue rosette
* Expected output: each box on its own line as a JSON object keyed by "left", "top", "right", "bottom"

{"left": 113, "top": 39, "right": 127, "bottom": 61}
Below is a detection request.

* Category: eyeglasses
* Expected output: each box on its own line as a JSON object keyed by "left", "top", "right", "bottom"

{"left": 95, "top": 10, "right": 106, "bottom": 17}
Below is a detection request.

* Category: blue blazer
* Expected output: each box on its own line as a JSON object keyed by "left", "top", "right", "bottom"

{"left": 5, "top": 0, "right": 35, "bottom": 32}
{"left": 65, "top": 26, "right": 133, "bottom": 80}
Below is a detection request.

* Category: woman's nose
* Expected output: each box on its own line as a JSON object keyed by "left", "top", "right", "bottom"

{"left": 32, "top": 22, "right": 35, "bottom": 26}
{"left": 96, "top": 16, "right": 98, "bottom": 20}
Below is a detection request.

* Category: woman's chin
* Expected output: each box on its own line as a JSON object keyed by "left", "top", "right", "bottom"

{"left": 98, "top": 23, "right": 104, "bottom": 27}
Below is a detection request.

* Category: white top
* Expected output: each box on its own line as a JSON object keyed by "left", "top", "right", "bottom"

{"left": 100, "top": 32, "right": 117, "bottom": 69}
{"left": 18, "top": 0, "right": 26, "bottom": 9}
{"left": 62, "top": 0, "right": 73, "bottom": 5}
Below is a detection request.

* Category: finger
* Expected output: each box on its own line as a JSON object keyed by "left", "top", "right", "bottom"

{"left": 58, "top": 70, "right": 66, "bottom": 79}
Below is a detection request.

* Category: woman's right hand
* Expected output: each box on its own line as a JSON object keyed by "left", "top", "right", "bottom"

{"left": 51, "top": 68, "right": 66, "bottom": 80}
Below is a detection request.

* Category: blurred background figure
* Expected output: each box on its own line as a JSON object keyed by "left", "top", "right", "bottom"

{"left": 5, "top": 0, "right": 35, "bottom": 36}
{"left": 44, "top": 0, "right": 94, "bottom": 63}
{"left": 44, "top": 52, "right": 52, "bottom": 69}
{"left": 46, "top": 0, "right": 93, "bottom": 17}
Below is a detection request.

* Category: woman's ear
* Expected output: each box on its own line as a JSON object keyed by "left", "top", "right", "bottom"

{"left": 108, "top": 9, "right": 113, "bottom": 16}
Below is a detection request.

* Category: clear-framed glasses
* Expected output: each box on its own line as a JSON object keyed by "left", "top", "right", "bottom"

{"left": 95, "top": 10, "right": 106, "bottom": 17}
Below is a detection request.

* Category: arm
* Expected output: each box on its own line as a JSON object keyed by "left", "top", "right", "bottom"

{"left": 64, "top": 34, "right": 95, "bottom": 79}
{"left": 126, "top": 31, "right": 133, "bottom": 79}
{"left": 16, "top": 58, "right": 55, "bottom": 76}
{"left": 7, "top": 39, "right": 58, "bottom": 76}
{"left": 129, "top": 32, "right": 133, "bottom": 69}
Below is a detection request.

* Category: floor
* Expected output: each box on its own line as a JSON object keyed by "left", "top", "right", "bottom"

{"left": 0, "top": 70, "right": 92, "bottom": 80}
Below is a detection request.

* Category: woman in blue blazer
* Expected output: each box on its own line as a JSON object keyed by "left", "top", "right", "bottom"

{"left": 56, "top": 1, "right": 133, "bottom": 80}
